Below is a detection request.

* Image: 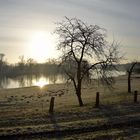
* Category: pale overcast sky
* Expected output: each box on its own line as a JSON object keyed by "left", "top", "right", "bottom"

{"left": 0, "top": 0, "right": 140, "bottom": 63}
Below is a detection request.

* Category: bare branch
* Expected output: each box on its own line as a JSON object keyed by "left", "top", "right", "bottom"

{"left": 55, "top": 17, "right": 121, "bottom": 106}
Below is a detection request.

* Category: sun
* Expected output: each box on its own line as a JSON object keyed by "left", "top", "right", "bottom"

{"left": 28, "top": 31, "right": 55, "bottom": 62}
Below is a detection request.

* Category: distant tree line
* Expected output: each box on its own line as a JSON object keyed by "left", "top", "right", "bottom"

{"left": 0, "top": 55, "right": 63, "bottom": 78}
{"left": 122, "top": 62, "right": 140, "bottom": 74}
{"left": 1, "top": 53, "right": 140, "bottom": 80}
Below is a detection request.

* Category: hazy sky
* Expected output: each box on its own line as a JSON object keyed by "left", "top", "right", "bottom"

{"left": 0, "top": 0, "right": 140, "bottom": 63}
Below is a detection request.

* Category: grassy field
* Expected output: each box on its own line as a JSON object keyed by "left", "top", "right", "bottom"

{"left": 0, "top": 75, "right": 140, "bottom": 140}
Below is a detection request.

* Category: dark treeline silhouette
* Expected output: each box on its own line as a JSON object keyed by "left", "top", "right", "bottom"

{"left": 0, "top": 56, "right": 63, "bottom": 78}
{"left": 113, "top": 63, "right": 140, "bottom": 73}
{"left": 1, "top": 54, "right": 140, "bottom": 80}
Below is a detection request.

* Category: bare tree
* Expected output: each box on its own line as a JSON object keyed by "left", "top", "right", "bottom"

{"left": 18, "top": 55, "right": 25, "bottom": 69}
{"left": 27, "top": 58, "right": 36, "bottom": 67}
{"left": 127, "top": 62, "right": 137, "bottom": 93}
{"left": 55, "top": 17, "right": 121, "bottom": 106}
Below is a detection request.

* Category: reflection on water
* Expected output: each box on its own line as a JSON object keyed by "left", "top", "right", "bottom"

{"left": 0, "top": 74, "right": 66, "bottom": 89}
{"left": 0, "top": 71, "right": 125, "bottom": 89}
{"left": 34, "top": 78, "right": 49, "bottom": 88}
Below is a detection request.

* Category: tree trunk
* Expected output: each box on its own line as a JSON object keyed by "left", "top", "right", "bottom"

{"left": 76, "top": 82, "right": 84, "bottom": 106}
{"left": 76, "top": 92, "right": 84, "bottom": 106}
{"left": 127, "top": 62, "right": 137, "bottom": 93}
{"left": 75, "top": 63, "right": 84, "bottom": 106}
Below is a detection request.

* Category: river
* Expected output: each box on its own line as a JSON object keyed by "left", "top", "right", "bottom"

{"left": 0, "top": 71, "right": 125, "bottom": 89}
{"left": 0, "top": 74, "right": 66, "bottom": 89}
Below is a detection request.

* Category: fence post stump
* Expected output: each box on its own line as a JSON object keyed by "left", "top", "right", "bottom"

{"left": 134, "top": 91, "right": 138, "bottom": 103}
{"left": 49, "top": 97, "right": 55, "bottom": 113}
{"left": 95, "top": 92, "right": 100, "bottom": 107}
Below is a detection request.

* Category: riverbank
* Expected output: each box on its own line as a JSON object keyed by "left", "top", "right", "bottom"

{"left": 0, "top": 75, "right": 140, "bottom": 139}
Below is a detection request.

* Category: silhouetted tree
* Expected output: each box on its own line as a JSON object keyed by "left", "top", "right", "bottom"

{"left": 127, "top": 62, "right": 137, "bottom": 93}
{"left": 55, "top": 17, "right": 121, "bottom": 106}
{"left": 18, "top": 55, "right": 25, "bottom": 69}
{"left": 26, "top": 58, "right": 36, "bottom": 74}
{"left": 27, "top": 58, "right": 36, "bottom": 66}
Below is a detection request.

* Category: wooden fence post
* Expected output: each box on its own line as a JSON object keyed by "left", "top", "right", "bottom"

{"left": 134, "top": 90, "right": 138, "bottom": 103}
{"left": 95, "top": 92, "right": 100, "bottom": 107}
{"left": 49, "top": 97, "right": 55, "bottom": 113}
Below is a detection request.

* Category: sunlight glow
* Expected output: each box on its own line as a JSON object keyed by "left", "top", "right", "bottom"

{"left": 28, "top": 31, "right": 56, "bottom": 62}
{"left": 33, "top": 78, "right": 49, "bottom": 88}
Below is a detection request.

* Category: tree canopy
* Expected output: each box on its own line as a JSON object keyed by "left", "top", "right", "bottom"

{"left": 57, "top": 17, "right": 121, "bottom": 106}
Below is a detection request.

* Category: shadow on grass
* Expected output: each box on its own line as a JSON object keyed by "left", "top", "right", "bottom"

{"left": 49, "top": 114, "right": 63, "bottom": 140}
